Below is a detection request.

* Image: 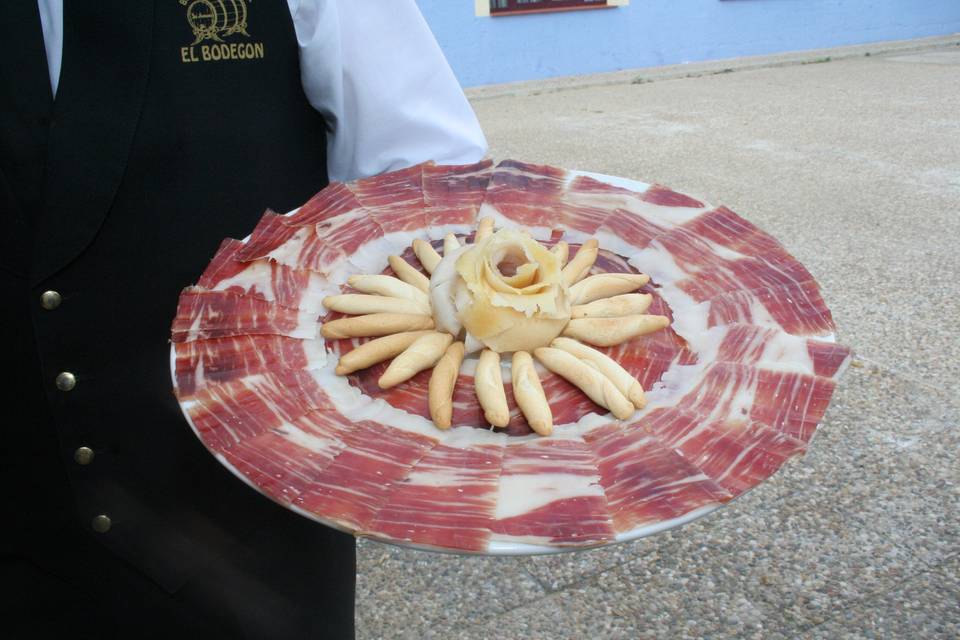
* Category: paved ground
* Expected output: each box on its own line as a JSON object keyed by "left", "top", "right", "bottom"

{"left": 355, "top": 38, "right": 960, "bottom": 639}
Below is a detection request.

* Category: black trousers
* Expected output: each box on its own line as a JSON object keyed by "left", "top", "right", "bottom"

{"left": 3, "top": 511, "right": 356, "bottom": 640}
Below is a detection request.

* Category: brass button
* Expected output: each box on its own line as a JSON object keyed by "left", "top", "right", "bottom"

{"left": 91, "top": 514, "right": 111, "bottom": 533}
{"left": 40, "top": 290, "right": 62, "bottom": 310}
{"left": 74, "top": 447, "right": 95, "bottom": 465}
{"left": 55, "top": 371, "right": 76, "bottom": 391}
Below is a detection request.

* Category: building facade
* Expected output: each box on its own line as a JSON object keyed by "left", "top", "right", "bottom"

{"left": 417, "top": 0, "right": 960, "bottom": 87}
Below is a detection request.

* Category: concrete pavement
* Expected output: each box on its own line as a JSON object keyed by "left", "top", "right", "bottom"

{"left": 355, "top": 37, "right": 960, "bottom": 639}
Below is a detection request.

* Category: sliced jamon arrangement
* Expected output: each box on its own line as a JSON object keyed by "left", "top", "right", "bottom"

{"left": 171, "top": 159, "right": 851, "bottom": 554}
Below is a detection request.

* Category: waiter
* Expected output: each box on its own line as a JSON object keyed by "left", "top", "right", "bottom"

{"left": 0, "top": 1, "right": 486, "bottom": 637}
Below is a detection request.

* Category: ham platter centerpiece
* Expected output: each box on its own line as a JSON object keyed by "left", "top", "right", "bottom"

{"left": 170, "top": 159, "right": 851, "bottom": 554}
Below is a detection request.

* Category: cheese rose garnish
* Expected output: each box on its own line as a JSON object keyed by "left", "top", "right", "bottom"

{"left": 441, "top": 229, "right": 572, "bottom": 353}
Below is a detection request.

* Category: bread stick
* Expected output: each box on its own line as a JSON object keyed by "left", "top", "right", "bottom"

{"left": 550, "top": 241, "right": 569, "bottom": 266}
{"left": 347, "top": 274, "right": 430, "bottom": 307}
{"left": 379, "top": 332, "right": 453, "bottom": 389}
{"left": 388, "top": 255, "right": 430, "bottom": 293}
{"left": 533, "top": 347, "right": 634, "bottom": 420}
{"left": 560, "top": 239, "right": 599, "bottom": 286}
{"left": 322, "top": 293, "right": 429, "bottom": 316}
{"left": 475, "top": 349, "right": 510, "bottom": 427}
{"left": 475, "top": 217, "right": 494, "bottom": 242}
{"left": 568, "top": 273, "right": 650, "bottom": 305}
{"left": 429, "top": 342, "right": 465, "bottom": 429}
{"left": 551, "top": 337, "right": 646, "bottom": 408}
{"left": 562, "top": 315, "right": 670, "bottom": 347}
{"left": 571, "top": 293, "right": 653, "bottom": 319}
{"left": 412, "top": 238, "right": 442, "bottom": 274}
{"left": 443, "top": 233, "right": 460, "bottom": 256}
{"left": 511, "top": 351, "right": 553, "bottom": 436}
{"left": 321, "top": 313, "right": 434, "bottom": 339}
{"left": 335, "top": 330, "right": 434, "bottom": 375}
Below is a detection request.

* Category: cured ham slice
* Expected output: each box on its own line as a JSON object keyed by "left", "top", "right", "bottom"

{"left": 349, "top": 162, "right": 431, "bottom": 233}
{"left": 638, "top": 225, "right": 817, "bottom": 302}
{"left": 170, "top": 287, "right": 320, "bottom": 343}
{"left": 283, "top": 182, "right": 367, "bottom": 227}
{"left": 643, "top": 408, "right": 807, "bottom": 497}
{"left": 585, "top": 423, "right": 731, "bottom": 532}
{"left": 366, "top": 439, "right": 504, "bottom": 551}
{"left": 705, "top": 323, "right": 851, "bottom": 379}
{"left": 199, "top": 239, "right": 327, "bottom": 313}
{"left": 219, "top": 415, "right": 352, "bottom": 506}
{"left": 186, "top": 369, "right": 334, "bottom": 451}
{"left": 173, "top": 334, "right": 325, "bottom": 397}
{"left": 492, "top": 437, "right": 615, "bottom": 546}
{"left": 234, "top": 210, "right": 298, "bottom": 262}
{"left": 666, "top": 362, "right": 837, "bottom": 443}
{"left": 422, "top": 160, "right": 494, "bottom": 228}
{"left": 233, "top": 212, "right": 341, "bottom": 272}
{"left": 700, "top": 281, "right": 836, "bottom": 337}
{"left": 296, "top": 421, "right": 437, "bottom": 531}
{"left": 478, "top": 160, "right": 568, "bottom": 237}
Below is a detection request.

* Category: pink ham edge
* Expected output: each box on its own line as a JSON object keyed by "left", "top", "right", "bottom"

{"left": 170, "top": 287, "right": 320, "bottom": 343}
{"left": 643, "top": 408, "right": 807, "bottom": 497}
{"left": 710, "top": 323, "right": 852, "bottom": 379}
{"left": 348, "top": 161, "right": 432, "bottom": 232}
{"left": 669, "top": 362, "right": 838, "bottom": 444}
{"left": 198, "top": 238, "right": 324, "bottom": 313}
{"left": 422, "top": 159, "right": 495, "bottom": 227}
{"left": 186, "top": 368, "right": 335, "bottom": 452}
{"left": 491, "top": 437, "right": 616, "bottom": 546}
{"left": 365, "top": 440, "right": 505, "bottom": 552}
{"left": 704, "top": 280, "right": 837, "bottom": 337}
{"left": 173, "top": 334, "right": 319, "bottom": 398}
{"left": 220, "top": 412, "right": 353, "bottom": 508}
{"left": 584, "top": 422, "right": 732, "bottom": 533}
{"left": 283, "top": 182, "right": 367, "bottom": 227}
{"left": 296, "top": 422, "right": 439, "bottom": 532}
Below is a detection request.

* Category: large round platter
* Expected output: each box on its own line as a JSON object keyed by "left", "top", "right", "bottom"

{"left": 170, "top": 160, "right": 850, "bottom": 555}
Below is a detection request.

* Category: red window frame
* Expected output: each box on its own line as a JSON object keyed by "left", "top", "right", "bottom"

{"left": 490, "top": 0, "right": 612, "bottom": 16}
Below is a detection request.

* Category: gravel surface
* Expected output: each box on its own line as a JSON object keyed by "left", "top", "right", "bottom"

{"left": 355, "top": 39, "right": 960, "bottom": 639}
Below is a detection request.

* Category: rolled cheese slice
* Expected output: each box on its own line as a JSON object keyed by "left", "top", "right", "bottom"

{"left": 379, "top": 332, "right": 453, "bottom": 389}
{"left": 388, "top": 255, "right": 430, "bottom": 293}
{"left": 568, "top": 273, "right": 650, "bottom": 306}
{"left": 534, "top": 347, "right": 635, "bottom": 420}
{"left": 551, "top": 337, "right": 646, "bottom": 408}
{"left": 429, "top": 341, "right": 466, "bottom": 429}
{"left": 321, "top": 313, "right": 434, "bottom": 339}
{"left": 562, "top": 314, "right": 670, "bottom": 347}
{"left": 335, "top": 330, "right": 435, "bottom": 375}
{"left": 511, "top": 351, "right": 553, "bottom": 436}
{"left": 475, "top": 349, "right": 510, "bottom": 427}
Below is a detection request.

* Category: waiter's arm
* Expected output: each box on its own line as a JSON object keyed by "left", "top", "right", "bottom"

{"left": 290, "top": 0, "right": 488, "bottom": 181}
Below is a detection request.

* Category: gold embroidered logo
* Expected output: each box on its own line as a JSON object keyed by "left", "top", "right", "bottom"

{"left": 179, "top": 0, "right": 265, "bottom": 63}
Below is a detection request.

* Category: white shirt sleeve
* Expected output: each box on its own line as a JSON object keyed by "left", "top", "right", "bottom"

{"left": 288, "top": 0, "right": 488, "bottom": 181}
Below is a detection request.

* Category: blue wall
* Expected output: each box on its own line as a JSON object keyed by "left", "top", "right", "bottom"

{"left": 417, "top": 1, "right": 960, "bottom": 87}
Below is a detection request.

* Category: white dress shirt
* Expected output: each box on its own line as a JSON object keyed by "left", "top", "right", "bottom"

{"left": 36, "top": 0, "right": 487, "bottom": 182}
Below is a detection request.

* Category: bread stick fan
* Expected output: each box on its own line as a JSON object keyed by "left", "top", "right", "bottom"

{"left": 0, "top": 3, "right": 353, "bottom": 637}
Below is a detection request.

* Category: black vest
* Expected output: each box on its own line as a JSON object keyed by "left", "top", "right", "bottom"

{"left": 1, "top": 3, "right": 354, "bottom": 637}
